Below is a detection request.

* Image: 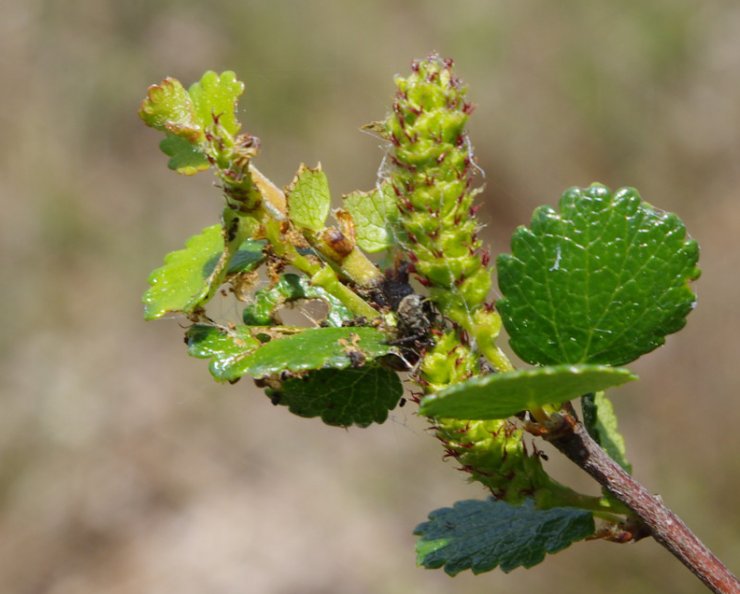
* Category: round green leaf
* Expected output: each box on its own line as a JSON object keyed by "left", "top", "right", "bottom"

{"left": 419, "top": 364, "right": 636, "bottom": 420}
{"left": 415, "top": 498, "right": 595, "bottom": 575}
{"left": 270, "top": 366, "right": 403, "bottom": 427}
{"left": 497, "top": 184, "right": 700, "bottom": 366}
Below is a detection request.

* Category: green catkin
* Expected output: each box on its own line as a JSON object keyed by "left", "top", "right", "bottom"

{"left": 421, "top": 332, "right": 558, "bottom": 503}
{"left": 387, "top": 56, "right": 567, "bottom": 504}
{"left": 384, "top": 56, "right": 490, "bottom": 327}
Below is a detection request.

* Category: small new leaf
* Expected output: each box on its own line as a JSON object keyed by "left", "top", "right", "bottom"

{"left": 270, "top": 366, "right": 403, "bottom": 427}
{"left": 186, "top": 325, "right": 395, "bottom": 382}
{"left": 139, "top": 77, "right": 202, "bottom": 142}
{"left": 419, "top": 365, "right": 636, "bottom": 420}
{"left": 582, "top": 392, "right": 632, "bottom": 473}
{"left": 497, "top": 184, "right": 700, "bottom": 366}
{"left": 415, "top": 498, "right": 595, "bottom": 575}
{"left": 159, "top": 134, "right": 209, "bottom": 175}
{"left": 286, "top": 164, "right": 331, "bottom": 232}
{"left": 144, "top": 225, "right": 223, "bottom": 320}
{"left": 342, "top": 183, "right": 399, "bottom": 253}
{"left": 188, "top": 70, "right": 244, "bottom": 136}
{"left": 143, "top": 225, "right": 264, "bottom": 321}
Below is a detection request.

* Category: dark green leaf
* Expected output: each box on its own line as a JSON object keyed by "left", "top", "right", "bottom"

{"left": 419, "top": 365, "right": 636, "bottom": 420}
{"left": 415, "top": 498, "right": 594, "bottom": 575}
{"left": 497, "top": 184, "right": 700, "bottom": 366}
{"left": 186, "top": 325, "right": 395, "bottom": 382}
{"left": 227, "top": 239, "right": 267, "bottom": 275}
{"left": 269, "top": 366, "right": 403, "bottom": 427}
{"left": 582, "top": 392, "right": 632, "bottom": 473}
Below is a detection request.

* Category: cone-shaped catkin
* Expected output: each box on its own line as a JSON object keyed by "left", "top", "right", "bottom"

{"left": 435, "top": 418, "right": 552, "bottom": 504}
{"left": 387, "top": 57, "right": 571, "bottom": 505}
{"left": 383, "top": 56, "right": 490, "bottom": 327}
{"left": 421, "top": 332, "right": 564, "bottom": 504}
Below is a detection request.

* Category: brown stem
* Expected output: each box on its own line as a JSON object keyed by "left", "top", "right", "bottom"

{"left": 543, "top": 413, "right": 739, "bottom": 594}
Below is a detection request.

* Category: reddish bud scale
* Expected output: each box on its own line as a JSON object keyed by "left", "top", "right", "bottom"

{"left": 481, "top": 249, "right": 491, "bottom": 267}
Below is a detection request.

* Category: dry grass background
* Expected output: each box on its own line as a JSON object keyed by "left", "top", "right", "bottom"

{"left": 1, "top": 1, "right": 739, "bottom": 593}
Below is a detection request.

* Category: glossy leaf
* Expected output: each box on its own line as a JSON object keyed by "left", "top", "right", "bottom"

{"left": 269, "top": 366, "right": 403, "bottom": 427}
{"left": 143, "top": 224, "right": 264, "bottom": 321}
{"left": 419, "top": 365, "right": 636, "bottom": 420}
{"left": 186, "top": 325, "right": 395, "bottom": 381}
{"left": 159, "top": 134, "right": 209, "bottom": 175}
{"left": 286, "top": 164, "right": 331, "bottom": 232}
{"left": 497, "top": 184, "right": 700, "bottom": 366}
{"left": 415, "top": 498, "right": 594, "bottom": 575}
{"left": 144, "top": 225, "right": 224, "bottom": 320}
{"left": 186, "top": 324, "right": 262, "bottom": 380}
{"left": 243, "top": 273, "right": 352, "bottom": 327}
{"left": 139, "top": 77, "right": 202, "bottom": 142}
{"left": 582, "top": 392, "right": 632, "bottom": 473}
{"left": 342, "top": 183, "right": 399, "bottom": 253}
{"left": 188, "top": 70, "right": 244, "bottom": 136}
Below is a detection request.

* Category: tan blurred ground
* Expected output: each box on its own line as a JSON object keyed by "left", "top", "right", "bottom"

{"left": 1, "top": 1, "right": 738, "bottom": 593}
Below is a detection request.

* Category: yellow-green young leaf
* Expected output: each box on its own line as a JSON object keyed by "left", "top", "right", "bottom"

{"left": 286, "top": 164, "right": 331, "bottom": 232}
{"left": 186, "top": 325, "right": 396, "bottom": 382}
{"left": 139, "top": 77, "right": 202, "bottom": 142}
{"left": 159, "top": 135, "right": 210, "bottom": 175}
{"left": 144, "top": 225, "right": 223, "bottom": 320}
{"left": 419, "top": 365, "right": 636, "bottom": 420}
{"left": 143, "top": 223, "right": 264, "bottom": 320}
{"left": 497, "top": 184, "right": 700, "bottom": 366}
{"left": 269, "top": 366, "right": 403, "bottom": 427}
{"left": 343, "top": 183, "right": 399, "bottom": 253}
{"left": 415, "top": 498, "right": 595, "bottom": 575}
{"left": 188, "top": 71, "right": 244, "bottom": 136}
{"left": 582, "top": 392, "right": 632, "bottom": 473}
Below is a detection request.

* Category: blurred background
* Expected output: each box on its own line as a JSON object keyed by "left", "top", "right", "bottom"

{"left": 1, "top": 1, "right": 738, "bottom": 593}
